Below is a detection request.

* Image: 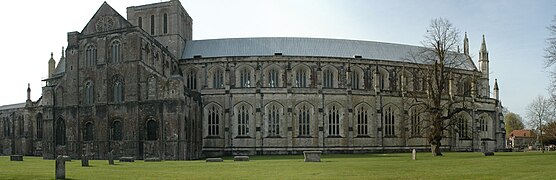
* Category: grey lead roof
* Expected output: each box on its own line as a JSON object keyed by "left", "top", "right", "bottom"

{"left": 181, "top": 37, "right": 476, "bottom": 70}
{"left": 0, "top": 102, "right": 25, "bottom": 111}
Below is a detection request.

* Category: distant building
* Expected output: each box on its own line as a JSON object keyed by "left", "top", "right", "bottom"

{"left": 508, "top": 130, "right": 536, "bottom": 149}
{"left": 0, "top": 0, "right": 505, "bottom": 160}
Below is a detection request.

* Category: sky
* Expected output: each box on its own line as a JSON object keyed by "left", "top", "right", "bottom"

{"left": 0, "top": 0, "right": 554, "bottom": 122}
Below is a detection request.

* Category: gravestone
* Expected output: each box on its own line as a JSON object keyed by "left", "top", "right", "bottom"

{"left": 10, "top": 155, "right": 23, "bottom": 161}
{"left": 303, "top": 151, "right": 322, "bottom": 162}
{"left": 119, "top": 157, "right": 135, "bottom": 162}
{"left": 144, "top": 157, "right": 162, "bottom": 162}
{"left": 81, "top": 155, "right": 89, "bottom": 167}
{"left": 56, "top": 155, "right": 65, "bottom": 180}
{"left": 234, "top": 156, "right": 249, "bottom": 161}
{"left": 412, "top": 149, "right": 416, "bottom": 160}
{"left": 206, "top": 158, "right": 224, "bottom": 162}
{"left": 108, "top": 151, "right": 114, "bottom": 165}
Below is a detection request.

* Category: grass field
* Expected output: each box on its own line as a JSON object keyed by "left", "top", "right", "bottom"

{"left": 1, "top": 152, "right": 555, "bottom": 179}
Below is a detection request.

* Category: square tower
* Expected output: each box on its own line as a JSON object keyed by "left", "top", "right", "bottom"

{"left": 127, "top": 0, "right": 192, "bottom": 58}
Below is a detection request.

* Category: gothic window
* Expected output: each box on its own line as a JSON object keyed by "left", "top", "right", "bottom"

{"left": 85, "top": 45, "right": 96, "bottom": 66}
{"left": 113, "top": 79, "right": 123, "bottom": 103}
{"left": 163, "top": 13, "right": 168, "bottom": 34}
{"left": 18, "top": 116, "right": 23, "bottom": 136}
{"left": 36, "top": 113, "right": 43, "bottom": 139}
{"left": 146, "top": 119, "right": 157, "bottom": 140}
{"left": 399, "top": 70, "right": 414, "bottom": 91}
{"left": 356, "top": 105, "right": 369, "bottom": 136}
{"left": 380, "top": 72, "right": 387, "bottom": 90}
{"left": 150, "top": 15, "right": 155, "bottom": 35}
{"left": 328, "top": 105, "right": 340, "bottom": 136}
{"left": 112, "top": 120, "right": 122, "bottom": 141}
{"left": 207, "top": 105, "right": 220, "bottom": 136}
{"left": 323, "top": 69, "right": 334, "bottom": 88}
{"left": 55, "top": 118, "right": 66, "bottom": 145}
{"left": 147, "top": 76, "right": 156, "bottom": 99}
{"left": 298, "top": 104, "right": 311, "bottom": 136}
{"left": 295, "top": 68, "right": 308, "bottom": 88}
{"left": 3, "top": 118, "right": 9, "bottom": 138}
{"left": 237, "top": 105, "right": 250, "bottom": 136}
{"left": 84, "top": 122, "right": 94, "bottom": 141}
{"left": 111, "top": 40, "right": 121, "bottom": 63}
{"left": 457, "top": 115, "right": 469, "bottom": 138}
{"left": 186, "top": 70, "right": 197, "bottom": 89}
{"left": 480, "top": 116, "right": 488, "bottom": 132}
{"left": 138, "top": 17, "right": 143, "bottom": 29}
{"left": 383, "top": 106, "right": 395, "bottom": 137}
{"left": 212, "top": 69, "right": 224, "bottom": 89}
{"left": 352, "top": 70, "right": 361, "bottom": 89}
{"left": 410, "top": 108, "right": 421, "bottom": 137}
{"left": 463, "top": 79, "right": 472, "bottom": 96}
{"left": 267, "top": 104, "right": 280, "bottom": 137}
{"left": 239, "top": 68, "right": 251, "bottom": 88}
{"left": 84, "top": 82, "right": 94, "bottom": 105}
{"left": 268, "top": 69, "right": 278, "bottom": 87}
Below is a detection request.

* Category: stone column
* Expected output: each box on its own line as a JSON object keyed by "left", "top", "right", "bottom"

{"left": 56, "top": 155, "right": 65, "bottom": 179}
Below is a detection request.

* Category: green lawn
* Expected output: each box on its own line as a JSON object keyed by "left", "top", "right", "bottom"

{"left": 1, "top": 152, "right": 555, "bottom": 179}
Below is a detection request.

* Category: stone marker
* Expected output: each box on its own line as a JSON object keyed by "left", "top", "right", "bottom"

{"left": 56, "top": 155, "right": 65, "bottom": 180}
{"left": 81, "top": 155, "right": 89, "bottom": 167}
{"left": 483, "top": 152, "right": 495, "bottom": 156}
{"left": 10, "top": 155, "right": 23, "bottom": 161}
{"left": 108, "top": 151, "right": 114, "bottom": 165}
{"left": 206, "top": 158, "right": 224, "bottom": 162}
{"left": 119, "top": 157, "right": 135, "bottom": 162}
{"left": 62, "top": 156, "right": 71, "bottom": 162}
{"left": 234, "top": 156, "right": 249, "bottom": 161}
{"left": 303, "top": 151, "right": 322, "bottom": 162}
{"left": 412, "top": 149, "right": 416, "bottom": 160}
{"left": 144, "top": 157, "right": 162, "bottom": 162}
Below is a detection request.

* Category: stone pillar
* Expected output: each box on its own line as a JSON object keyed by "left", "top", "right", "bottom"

{"left": 56, "top": 155, "right": 65, "bottom": 180}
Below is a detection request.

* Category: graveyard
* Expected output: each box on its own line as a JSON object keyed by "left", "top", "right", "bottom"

{"left": 1, "top": 152, "right": 556, "bottom": 179}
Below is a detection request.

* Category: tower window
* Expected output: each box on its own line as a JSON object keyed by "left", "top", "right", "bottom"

{"left": 85, "top": 45, "right": 96, "bottom": 66}
{"left": 112, "top": 120, "right": 122, "bottom": 141}
{"left": 147, "top": 119, "right": 157, "bottom": 140}
{"left": 84, "top": 122, "right": 94, "bottom": 141}
{"left": 84, "top": 82, "right": 94, "bottom": 105}
{"left": 150, "top": 15, "right": 155, "bottom": 35}
{"left": 111, "top": 40, "right": 121, "bottom": 63}
{"left": 163, "top": 13, "right": 168, "bottom": 34}
{"left": 138, "top": 17, "right": 143, "bottom": 29}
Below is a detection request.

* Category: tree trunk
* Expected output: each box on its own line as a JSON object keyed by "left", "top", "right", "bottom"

{"left": 430, "top": 139, "right": 443, "bottom": 156}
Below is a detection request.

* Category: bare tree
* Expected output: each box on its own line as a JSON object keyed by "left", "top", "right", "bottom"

{"left": 407, "top": 18, "right": 475, "bottom": 156}
{"left": 526, "top": 95, "right": 554, "bottom": 153}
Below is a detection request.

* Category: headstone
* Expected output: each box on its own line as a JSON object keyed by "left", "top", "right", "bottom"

{"left": 56, "top": 155, "right": 65, "bottom": 180}
{"left": 144, "top": 157, "right": 162, "bottom": 162}
{"left": 483, "top": 152, "right": 495, "bottom": 156}
{"left": 412, "top": 149, "right": 416, "bottom": 160}
{"left": 206, "top": 158, "right": 224, "bottom": 162}
{"left": 234, "top": 156, "right": 249, "bottom": 161}
{"left": 119, "top": 157, "right": 135, "bottom": 162}
{"left": 62, "top": 156, "right": 71, "bottom": 162}
{"left": 81, "top": 155, "right": 89, "bottom": 167}
{"left": 10, "top": 155, "right": 23, "bottom": 161}
{"left": 108, "top": 151, "right": 114, "bottom": 165}
{"left": 303, "top": 151, "right": 322, "bottom": 162}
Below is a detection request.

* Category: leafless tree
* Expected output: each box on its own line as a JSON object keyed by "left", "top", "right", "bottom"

{"left": 406, "top": 18, "right": 476, "bottom": 156}
{"left": 526, "top": 95, "right": 554, "bottom": 153}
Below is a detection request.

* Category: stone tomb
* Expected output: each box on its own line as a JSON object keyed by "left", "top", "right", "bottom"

{"left": 56, "top": 155, "right": 65, "bottom": 180}
{"left": 10, "top": 155, "right": 23, "bottom": 161}
{"left": 119, "top": 157, "right": 135, "bottom": 162}
{"left": 303, "top": 151, "right": 322, "bottom": 162}
{"left": 206, "top": 158, "right": 224, "bottom": 162}
{"left": 234, "top": 156, "right": 249, "bottom": 161}
{"left": 145, "top": 157, "right": 162, "bottom": 162}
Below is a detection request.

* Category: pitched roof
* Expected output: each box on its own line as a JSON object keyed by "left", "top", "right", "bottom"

{"left": 81, "top": 2, "right": 133, "bottom": 35}
{"left": 509, "top": 130, "right": 535, "bottom": 138}
{"left": 181, "top": 37, "right": 476, "bottom": 70}
{"left": 0, "top": 102, "right": 26, "bottom": 111}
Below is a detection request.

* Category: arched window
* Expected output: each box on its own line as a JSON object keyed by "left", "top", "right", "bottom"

{"left": 18, "top": 116, "right": 23, "bottom": 136}
{"left": 410, "top": 108, "right": 421, "bottom": 137}
{"left": 146, "top": 119, "right": 158, "bottom": 140}
{"left": 328, "top": 105, "right": 340, "bottom": 136}
{"left": 112, "top": 120, "right": 122, "bottom": 141}
{"left": 323, "top": 69, "right": 334, "bottom": 88}
{"left": 36, "top": 113, "right": 43, "bottom": 139}
{"left": 298, "top": 104, "right": 311, "bottom": 136}
{"left": 186, "top": 70, "right": 197, "bottom": 89}
{"left": 55, "top": 118, "right": 66, "bottom": 145}
{"left": 239, "top": 68, "right": 251, "bottom": 88}
{"left": 383, "top": 106, "right": 395, "bottom": 137}
{"left": 356, "top": 105, "right": 369, "bottom": 136}
{"left": 480, "top": 117, "right": 488, "bottom": 132}
{"left": 208, "top": 105, "right": 220, "bottom": 136}
{"left": 147, "top": 76, "right": 156, "bottom": 99}
{"left": 457, "top": 115, "right": 469, "bottom": 138}
{"left": 463, "top": 79, "right": 472, "bottom": 96}
{"left": 85, "top": 45, "right": 96, "bottom": 66}
{"left": 267, "top": 104, "right": 280, "bottom": 136}
{"left": 295, "top": 68, "right": 308, "bottom": 88}
{"left": 212, "top": 69, "right": 224, "bottom": 89}
{"left": 111, "top": 40, "right": 121, "bottom": 63}
{"left": 150, "top": 15, "right": 155, "bottom": 35}
{"left": 399, "top": 70, "right": 414, "bottom": 91}
{"left": 84, "top": 82, "right": 94, "bottom": 105}
{"left": 138, "top": 17, "right": 143, "bottom": 29}
{"left": 3, "top": 118, "right": 9, "bottom": 138}
{"left": 163, "top": 13, "right": 168, "bottom": 34}
{"left": 237, "top": 105, "right": 250, "bottom": 136}
{"left": 351, "top": 70, "right": 361, "bottom": 89}
{"left": 84, "top": 122, "right": 94, "bottom": 141}
{"left": 380, "top": 72, "right": 387, "bottom": 90}
{"left": 268, "top": 69, "right": 278, "bottom": 87}
{"left": 113, "top": 79, "right": 123, "bottom": 103}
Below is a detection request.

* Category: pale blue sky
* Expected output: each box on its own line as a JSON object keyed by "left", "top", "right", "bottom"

{"left": 0, "top": 0, "right": 553, "bottom": 121}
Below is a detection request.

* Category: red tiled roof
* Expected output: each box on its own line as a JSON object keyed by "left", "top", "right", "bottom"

{"left": 509, "top": 130, "right": 535, "bottom": 138}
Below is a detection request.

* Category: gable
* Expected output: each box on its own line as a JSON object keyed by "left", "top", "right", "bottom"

{"left": 81, "top": 2, "right": 133, "bottom": 35}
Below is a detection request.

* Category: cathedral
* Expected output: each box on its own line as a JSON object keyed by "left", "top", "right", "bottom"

{"left": 0, "top": 0, "right": 505, "bottom": 160}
